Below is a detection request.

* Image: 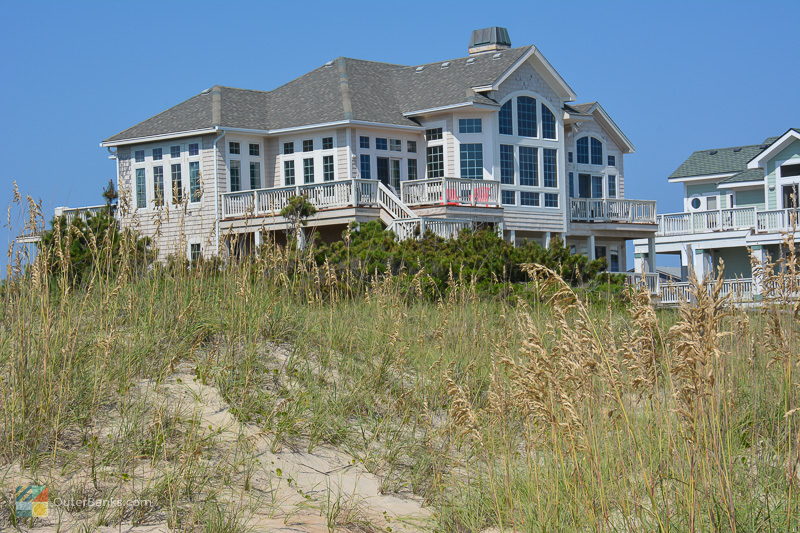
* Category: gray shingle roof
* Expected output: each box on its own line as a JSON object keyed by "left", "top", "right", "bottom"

{"left": 104, "top": 47, "right": 532, "bottom": 143}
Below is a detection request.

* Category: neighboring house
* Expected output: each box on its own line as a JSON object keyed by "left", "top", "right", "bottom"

{"left": 633, "top": 128, "right": 800, "bottom": 303}
{"left": 86, "top": 27, "right": 656, "bottom": 265}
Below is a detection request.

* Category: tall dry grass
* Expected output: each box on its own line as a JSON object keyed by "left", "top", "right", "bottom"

{"left": 1, "top": 195, "right": 799, "bottom": 531}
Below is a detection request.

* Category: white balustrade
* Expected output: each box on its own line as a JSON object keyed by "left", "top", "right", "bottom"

{"left": 570, "top": 198, "right": 657, "bottom": 224}
{"left": 658, "top": 207, "right": 799, "bottom": 236}
{"left": 401, "top": 178, "right": 499, "bottom": 207}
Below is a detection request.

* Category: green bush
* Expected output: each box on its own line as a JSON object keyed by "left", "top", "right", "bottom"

{"left": 38, "top": 212, "right": 154, "bottom": 286}
{"left": 313, "top": 221, "right": 609, "bottom": 295}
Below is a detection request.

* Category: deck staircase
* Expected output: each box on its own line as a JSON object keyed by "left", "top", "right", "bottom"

{"left": 376, "top": 183, "right": 473, "bottom": 241}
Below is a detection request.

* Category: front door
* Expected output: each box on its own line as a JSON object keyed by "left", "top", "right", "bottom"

{"left": 578, "top": 173, "right": 591, "bottom": 198}
{"left": 377, "top": 157, "right": 389, "bottom": 186}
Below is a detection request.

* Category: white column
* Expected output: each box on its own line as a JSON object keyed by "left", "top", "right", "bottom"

{"left": 750, "top": 245, "right": 768, "bottom": 299}
{"left": 588, "top": 234, "right": 596, "bottom": 260}
{"left": 693, "top": 249, "right": 712, "bottom": 281}
{"left": 544, "top": 231, "right": 552, "bottom": 249}
{"left": 254, "top": 230, "right": 262, "bottom": 249}
{"left": 297, "top": 227, "right": 307, "bottom": 250}
{"left": 634, "top": 254, "right": 647, "bottom": 274}
{"left": 509, "top": 229, "right": 516, "bottom": 246}
{"left": 647, "top": 237, "right": 656, "bottom": 273}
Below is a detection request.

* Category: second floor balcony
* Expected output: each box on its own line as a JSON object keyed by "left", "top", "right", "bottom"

{"left": 569, "top": 197, "right": 657, "bottom": 224}
{"left": 657, "top": 207, "right": 800, "bottom": 236}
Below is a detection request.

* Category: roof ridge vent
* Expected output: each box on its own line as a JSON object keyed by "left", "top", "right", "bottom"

{"left": 733, "top": 147, "right": 742, "bottom": 152}
{"left": 440, "top": 61, "right": 450, "bottom": 69}
{"left": 323, "top": 60, "right": 334, "bottom": 67}
{"left": 708, "top": 150, "right": 718, "bottom": 155}
{"left": 415, "top": 65, "right": 425, "bottom": 72}
{"left": 466, "top": 57, "right": 476, "bottom": 64}
{"left": 492, "top": 52, "right": 503, "bottom": 59}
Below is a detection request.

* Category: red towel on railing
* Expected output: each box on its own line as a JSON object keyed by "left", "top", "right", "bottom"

{"left": 475, "top": 186, "right": 490, "bottom": 204}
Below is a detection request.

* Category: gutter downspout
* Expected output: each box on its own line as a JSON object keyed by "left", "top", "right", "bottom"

{"left": 107, "top": 147, "right": 119, "bottom": 219}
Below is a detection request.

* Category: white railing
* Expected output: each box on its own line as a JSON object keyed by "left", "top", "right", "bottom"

{"left": 377, "top": 183, "right": 416, "bottom": 220}
{"left": 757, "top": 208, "right": 800, "bottom": 232}
{"left": 659, "top": 278, "right": 755, "bottom": 304}
{"left": 622, "top": 272, "right": 660, "bottom": 294}
{"left": 54, "top": 205, "right": 111, "bottom": 224}
{"left": 660, "top": 282, "right": 692, "bottom": 304}
{"left": 657, "top": 207, "right": 799, "bottom": 236}
{"left": 386, "top": 217, "right": 474, "bottom": 241}
{"left": 569, "top": 198, "right": 657, "bottom": 224}
{"left": 222, "top": 179, "right": 378, "bottom": 219}
{"left": 401, "top": 178, "right": 500, "bottom": 207}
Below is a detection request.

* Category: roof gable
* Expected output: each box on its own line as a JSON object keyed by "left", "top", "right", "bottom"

{"left": 747, "top": 128, "right": 800, "bottom": 168}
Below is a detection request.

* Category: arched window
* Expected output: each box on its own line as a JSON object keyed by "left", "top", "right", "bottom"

{"left": 590, "top": 138, "right": 603, "bottom": 165}
{"left": 498, "top": 100, "right": 513, "bottom": 135}
{"left": 576, "top": 137, "right": 589, "bottom": 164}
{"left": 517, "top": 96, "right": 537, "bottom": 137}
{"left": 541, "top": 104, "right": 556, "bottom": 140}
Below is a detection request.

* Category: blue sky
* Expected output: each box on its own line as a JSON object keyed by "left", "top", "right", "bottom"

{"left": 2, "top": 0, "right": 799, "bottom": 257}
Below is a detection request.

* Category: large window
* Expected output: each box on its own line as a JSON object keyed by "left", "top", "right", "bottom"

{"left": 390, "top": 159, "right": 401, "bottom": 189}
{"left": 607, "top": 175, "right": 617, "bottom": 198}
{"left": 577, "top": 137, "right": 589, "bottom": 164}
{"left": 501, "top": 190, "right": 516, "bottom": 205}
{"left": 544, "top": 193, "right": 559, "bottom": 208}
{"left": 407, "top": 140, "right": 417, "bottom": 153}
{"left": 171, "top": 163, "right": 183, "bottom": 202}
{"left": 171, "top": 145, "right": 181, "bottom": 158}
{"left": 229, "top": 160, "right": 241, "bottom": 192}
{"left": 568, "top": 172, "right": 575, "bottom": 198}
{"left": 543, "top": 148, "right": 557, "bottom": 187}
{"left": 190, "top": 161, "right": 202, "bottom": 201}
{"left": 284, "top": 160, "right": 295, "bottom": 185}
{"left": 248, "top": 143, "right": 259, "bottom": 156}
{"left": 189, "top": 143, "right": 199, "bottom": 156}
{"left": 500, "top": 145, "right": 514, "bottom": 184}
{"left": 458, "top": 118, "right": 482, "bottom": 133}
{"left": 303, "top": 158, "right": 314, "bottom": 183}
{"left": 303, "top": 139, "right": 313, "bottom": 152}
{"left": 520, "top": 191, "right": 540, "bottom": 206}
{"left": 517, "top": 96, "right": 537, "bottom": 137}
{"left": 360, "top": 154, "right": 371, "bottom": 179}
{"left": 592, "top": 175, "right": 603, "bottom": 198}
{"left": 459, "top": 143, "right": 483, "bottom": 179}
{"left": 541, "top": 104, "right": 556, "bottom": 140}
{"left": 323, "top": 155, "right": 334, "bottom": 181}
{"left": 389, "top": 139, "right": 402, "bottom": 151}
{"left": 359, "top": 136, "right": 370, "bottom": 149}
{"left": 134, "top": 150, "right": 145, "bottom": 163}
{"left": 425, "top": 128, "right": 442, "bottom": 141}
{"left": 376, "top": 138, "right": 388, "bottom": 150}
{"left": 283, "top": 142, "right": 294, "bottom": 154}
{"left": 228, "top": 142, "right": 239, "bottom": 155}
{"left": 591, "top": 138, "right": 603, "bottom": 165}
{"left": 519, "top": 146, "right": 538, "bottom": 186}
{"left": 407, "top": 159, "right": 418, "bottom": 179}
{"left": 249, "top": 161, "right": 261, "bottom": 189}
{"left": 781, "top": 163, "right": 800, "bottom": 178}
{"left": 426, "top": 145, "right": 444, "bottom": 178}
{"left": 135, "top": 168, "right": 146, "bottom": 208}
{"left": 153, "top": 166, "right": 164, "bottom": 206}
{"left": 322, "top": 137, "right": 333, "bottom": 150}
{"left": 152, "top": 148, "right": 162, "bottom": 161}
{"left": 499, "top": 101, "right": 513, "bottom": 135}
